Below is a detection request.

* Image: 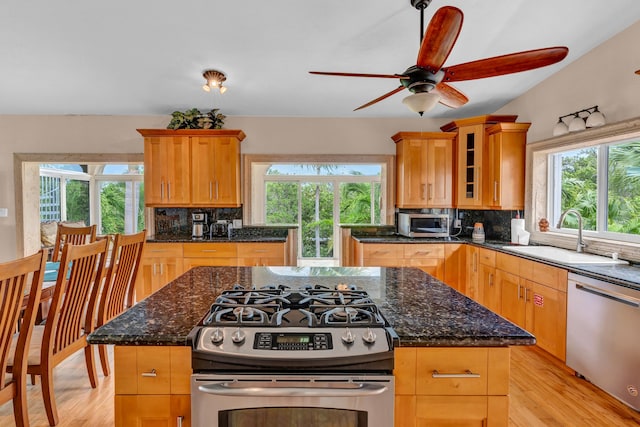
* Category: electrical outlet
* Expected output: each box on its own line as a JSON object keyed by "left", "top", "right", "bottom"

{"left": 454, "top": 219, "right": 462, "bottom": 228}
{"left": 0, "top": 208, "right": 8, "bottom": 217}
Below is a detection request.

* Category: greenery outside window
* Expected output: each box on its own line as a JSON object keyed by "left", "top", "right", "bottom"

{"left": 549, "top": 140, "right": 640, "bottom": 238}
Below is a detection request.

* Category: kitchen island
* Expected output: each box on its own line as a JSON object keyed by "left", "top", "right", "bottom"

{"left": 89, "top": 266, "right": 534, "bottom": 426}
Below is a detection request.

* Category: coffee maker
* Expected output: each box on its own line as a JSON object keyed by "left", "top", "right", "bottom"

{"left": 192, "top": 212, "right": 208, "bottom": 239}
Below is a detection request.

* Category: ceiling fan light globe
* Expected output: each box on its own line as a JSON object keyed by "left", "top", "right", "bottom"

{"left": 568, "top": 115, "right": 586, "bottom": 132}
{"left": 219, "top": 85, "right": 227, "bottom": 94}
{"left": 202, "top": 84, "right": 211, "bottom": 92}
{"left": 552, "top": 119, "right": 569, "bottom": 136}
{"left": 586, "top": 110, "right": 606, "bottom": 127}
{"left": 402, "top": 92, "right": 441, "bottom": 115}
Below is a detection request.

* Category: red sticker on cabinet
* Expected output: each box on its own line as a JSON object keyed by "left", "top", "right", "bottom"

{"left": 534, "top": 294, "right": 544, "bottom": 307}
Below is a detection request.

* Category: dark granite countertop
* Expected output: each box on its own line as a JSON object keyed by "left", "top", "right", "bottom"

{"left": 352, "top": 234, "right": 640, "bottom": 291}
{"left": 87, "top": 266, "right": 534, "bottom": 348}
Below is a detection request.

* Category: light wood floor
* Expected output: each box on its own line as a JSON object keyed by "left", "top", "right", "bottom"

{"left": 0, "top": 345, "right": 638, "bottom": 426}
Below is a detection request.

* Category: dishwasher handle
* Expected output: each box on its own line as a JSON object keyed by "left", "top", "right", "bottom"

{"left": 575, "top": 283, "right": 640, "bottom": 308}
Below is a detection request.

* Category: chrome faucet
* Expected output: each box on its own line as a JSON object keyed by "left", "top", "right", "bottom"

{"left": 557, "top": 209, "right": 587, "bottom": 253}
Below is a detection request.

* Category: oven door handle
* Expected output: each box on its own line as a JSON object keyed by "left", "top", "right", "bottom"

{"left": 198, "top": 381, "right": 389, "bottom": 397}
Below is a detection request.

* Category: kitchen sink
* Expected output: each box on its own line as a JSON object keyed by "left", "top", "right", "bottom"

{"left": 500, "top": 245, "right": 628, "bottom": 265}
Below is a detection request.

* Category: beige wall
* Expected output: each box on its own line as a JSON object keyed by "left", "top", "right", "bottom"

{"left": 495, "top": 20, "right": 640, "bottom": 142}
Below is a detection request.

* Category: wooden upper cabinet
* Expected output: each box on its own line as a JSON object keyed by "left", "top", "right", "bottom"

{"left": 441, "top": 115, "right": 528, "bottom": 210}
{"left": 138, "top": 129, "right": 245, "bottom": 207}
{"left": 143, "top": 135, "right": 191, "bottom": 206}
{"left": 484, "top": 123, "right": 531, "bottom": 210}
{"left": 191, "top": 136, "right": 242, "bottom": 206}
{"left": 392, "top": 132, "right": 456, "bottom": 208}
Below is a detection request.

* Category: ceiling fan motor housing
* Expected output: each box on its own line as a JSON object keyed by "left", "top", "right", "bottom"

{"left": 401, "top": 66, "right": 444, "bottom": 93}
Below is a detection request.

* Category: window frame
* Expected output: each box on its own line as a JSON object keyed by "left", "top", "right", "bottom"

{"left": 526, "top": 116, "right": 640, "bottom": 262}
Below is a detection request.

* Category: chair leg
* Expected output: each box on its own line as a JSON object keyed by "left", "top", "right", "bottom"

{"left": 98, "top": 344, "right": 111, "bottom": 376}
{"left": 12, "top": 376, "right": 30, "bottom": 427}
{"left": 41, "top": 363, "right": 59, "bottom": 426}
{"left": 30, "top": 373, "right": 37, "bottom": 385}
{"left": 84, "top": 345, "right": 98, "bottom": 388}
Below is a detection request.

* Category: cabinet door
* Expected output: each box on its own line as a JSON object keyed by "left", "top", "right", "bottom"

{"left": 426, "top": 138, "right": 454, "bottom": 207}
{"left": 444, "top": 244, "right": 465, "bottom": 293}
{"left": 115, "top": 395, "right": 190, "bottom": 427}
{"left": 525, "top": 279, "right": 567, "bottom": 361}
{"left": 416, "top": 396, "right": 488, "bottom": 427}
{"left": 144, "top": 136, "right": 191, "bottom": 206}
{"left": 395, "top": 138, "right": 429, "bottom": 207}
{"left": 456, "top": 125, "right": 484, "bottom": 208}
{"left": 404, "top": 244, "right": 445, "bottom": 280}
{"left": 484, "top": 123, "right": 528, "bottom": 210}
{"left": 465, "top": 246, "right": 479, "bottom": 300}
{"left": 136, "top": 244, "right": 183, "bottom": 301}
{"left": 191, "top": 136, "right": 241, "bottom": 206}
{"left": 498, "top": 270, "right": 526, "bottom": 328}
{"left": 479, "top": 263, "right": 499, "bottom": 312}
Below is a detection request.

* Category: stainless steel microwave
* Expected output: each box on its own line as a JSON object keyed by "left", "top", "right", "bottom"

{"left": 397, "top": 213, "right": 449, "bottom": 238}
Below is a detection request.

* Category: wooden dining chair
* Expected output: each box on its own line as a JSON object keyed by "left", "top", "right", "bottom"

{"left": 51, "top": 223, "right": 97, "bottom": 262}
{"left": 8, "top": 239, "right": 108, "bottom": 426}
{"left": 95, "top": 230, "right": 145, "bottom": 376}
{"left": 0, "top": 249, "right": 47, "bottom": 427}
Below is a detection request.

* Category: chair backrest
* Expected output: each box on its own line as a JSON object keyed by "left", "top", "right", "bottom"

{"left": 0, "top": 250, "right": 46, "bottom": 394}
{"left": 51, "top": 223, "right": 97, "bottom": 262}
{"left": 45, "top": 240, "right": 107, "bottom": 357}
{"left": 98, "top": 231, "right": 146, "bottom": 327}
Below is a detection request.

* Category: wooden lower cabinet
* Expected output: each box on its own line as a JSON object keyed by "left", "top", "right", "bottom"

{"left": 115, "top": 395, "right": 190, "bottom": 427}
{"left": 136, "top": 243, "right": 184, "bottom": 302}
{"left": 114, "top": 346, "right": 191, "bottom": 427}
{"left": 497, "top": 253, "right": 568, "bottom": 361}
{"left": 355, "top": 242, "right": 445, "bottom": 280}
{"left": 236, "top": 242, "right": 286, "bottom": 266}
{"left": 395, "top": 347, "right": 510, "bottom": 427}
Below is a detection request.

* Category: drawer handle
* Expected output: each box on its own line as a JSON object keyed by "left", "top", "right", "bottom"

{"left": 254, "top": 250, "right": 268, "bottom": 253}
{"left": 414, "top": 251, "right": 431, "bottom": 256}
{"left": 202, "top": 250, "right": 218, "bottom": 253}
{"left": 432, "top": 369, "right": 480, "bottom": 379}
{"left": 141, "top": 369, "right": 157, "bottom": 377}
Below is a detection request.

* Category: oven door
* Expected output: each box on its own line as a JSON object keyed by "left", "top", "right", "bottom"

{"left": 192, "top": 373, "right": 394, "bottom": 427}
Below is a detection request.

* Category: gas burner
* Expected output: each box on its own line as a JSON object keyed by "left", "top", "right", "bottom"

{"left": 233, "top": 306, "right": 256, "bottom": 320}
{"left": 315, "top": 304, "right": 384, "bottom": 326}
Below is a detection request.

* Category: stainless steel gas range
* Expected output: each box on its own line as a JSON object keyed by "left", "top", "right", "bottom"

{"left": 190, "top": 284, "right": 396, "bottom": 427}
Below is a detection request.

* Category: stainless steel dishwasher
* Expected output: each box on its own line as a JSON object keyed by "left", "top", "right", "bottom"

{"left": 566, "top": 272, "right": 640, "bottom": 411}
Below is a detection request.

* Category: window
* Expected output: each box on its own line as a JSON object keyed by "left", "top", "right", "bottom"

{"left": 245, "top": 155, "right": 394, "bottom": 265}
{"left": 528, "top": 117, "right": 640, "bottom": 255}
{"left": 39, "top": 163, "right": 144, "bottom": 235}
{"left": 549, "top": 139, "right": 640, "bottom": 240}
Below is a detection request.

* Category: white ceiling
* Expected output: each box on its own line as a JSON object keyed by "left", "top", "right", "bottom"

{"left": 2, "top": 0, "right": 639, "bottom": 119}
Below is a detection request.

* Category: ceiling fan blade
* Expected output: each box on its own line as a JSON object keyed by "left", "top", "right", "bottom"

{"left": 442, "top": 47, "right": 569, "bottom": 82}
{"left": 354, "top": 86, "right": 406, "bottom": 111}
{"left": 433, "top": 83, "right": 468, "bottom": 108}
{"left": 309, "top": 71, "right": 409, "bottom": 79}
{"left": 416, "top": 6, "right": 464, "bottom": 71}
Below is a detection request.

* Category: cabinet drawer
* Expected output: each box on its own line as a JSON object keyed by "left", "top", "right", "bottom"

{"left": 519, "top": 259, "right": 568, "bottom": 291}
{"left": 143, "top": 243, "right": 183, "bottom": 258}
{"left": 114, "top": 346, "right": 191, "bottom": 395}
{"left": 362, "top": 244, "right": 403, "bottom": 259}
{"left": 416, "top": 348, "right": 488, "bottom": 395}
{"left": 183, "top": 242, "right": 237, "bottom": 258}
{"left": 236, "top": 243, "right": 284, "bottom": 258}
{"left": 478, "top": 248, "right": 496, "bottom": 267}
{"left": 496, "top": 252, "right": 519, "bottom": 275}
{"left": 404, "top": 244, "right": 445, "bottom": 259}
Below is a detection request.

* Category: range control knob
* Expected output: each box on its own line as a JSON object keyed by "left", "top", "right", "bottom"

{"left": 210, "top": 328, "right": 224, "bottom": 345}
{"left": 341, "top": 328, "right": 355, "bottom": 345}
{"left": 362, "top": 328, "right": 377, "bottom": 344}
{"left": 231, "top": 327, "right": 246, "bottom": 344}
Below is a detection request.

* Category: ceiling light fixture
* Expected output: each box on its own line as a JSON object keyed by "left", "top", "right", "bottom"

{"left": 202, "top": 69, "right": 227, "bottom": 94}
{"left": 402, "top": 92, "right": 441, "bottom": 116}
{"left": 552, "top": 105, "right": 606, "bottom": 136}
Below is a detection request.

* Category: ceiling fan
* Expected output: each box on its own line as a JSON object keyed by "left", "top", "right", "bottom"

{"left": 310, "top": 0, "right": 569, "bottom": 115}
